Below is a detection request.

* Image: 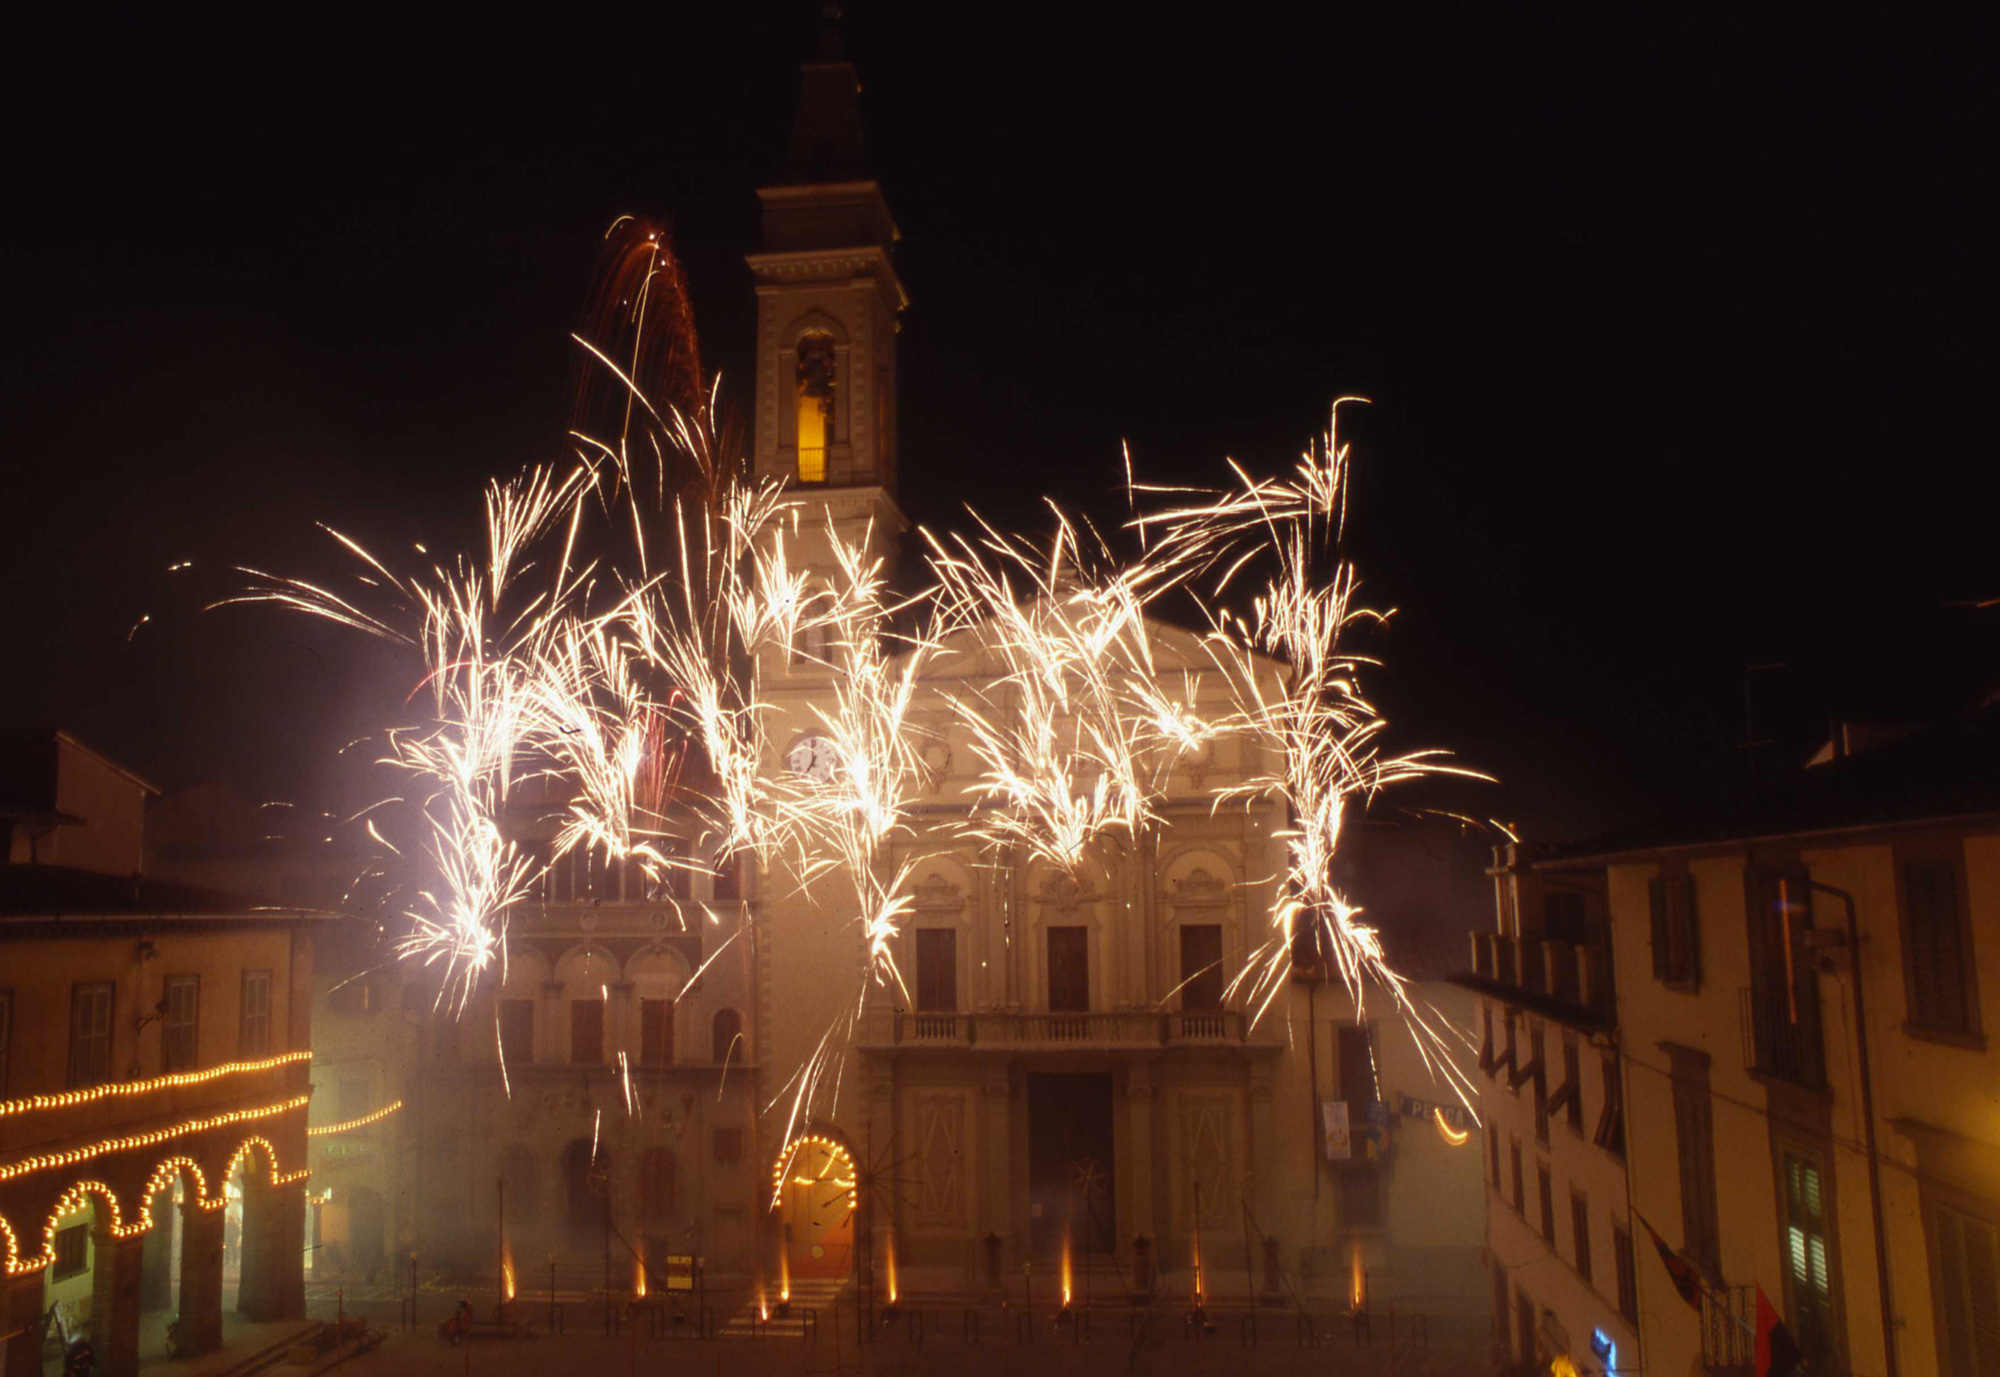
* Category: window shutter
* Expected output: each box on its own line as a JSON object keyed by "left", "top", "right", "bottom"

{"left": 1905, "top": 861, "right": 1968, "bottom": 1033}
{"left": 1674, "top": 875, "right": 1702, "bottom": 986}
{"left": 1649, "top": 878, "right": 1671, "bottom": 981}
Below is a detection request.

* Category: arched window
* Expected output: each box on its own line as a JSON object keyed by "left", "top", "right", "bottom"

{"left": 639, "top": 1147, "right": 677, "bottom": 1219}
{"left": 711, "top": 1008, "right": 743, "bottom": 1065}
{"left": 795, "top": 334, "right": 835, "bottom": 483}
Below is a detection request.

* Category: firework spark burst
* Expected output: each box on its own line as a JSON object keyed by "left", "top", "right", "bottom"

{"left": 223, "top": 230, "right": 1483, "bottom": 1129}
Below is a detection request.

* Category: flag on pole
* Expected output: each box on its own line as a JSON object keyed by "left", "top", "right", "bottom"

{"left": 1636, "top": 1213, "right": 1704, "bottom": 1310}
{"left": 1755, "top": 1284, "right": 1803, "bottom": 1377}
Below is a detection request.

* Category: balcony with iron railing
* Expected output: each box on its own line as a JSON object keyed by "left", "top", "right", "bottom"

{"left": 855, "top": 1007, "right": 1265, "bottom": 1051}
{"left": 1740, "top": 986, "right": 1826, "bottom": 1089}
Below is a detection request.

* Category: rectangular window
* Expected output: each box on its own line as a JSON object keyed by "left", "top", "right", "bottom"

{"left": 1493, "top": 1263, "right": 1511, "bottom": 1356}
{"left": 1515, "top": 1289, "right": 1536, "bottom": 1362}
{"left": 1781, "top": 1146, "right": 1838, "bottom": 1361}
{"left": 240, "top": 969, "right": 272, "bottom": 1056}
{"left": 1510, "top": 1139, "right": 1525, "bottom": 1214}
{"left": 915, "top": 928, "right": 958, "bottom": 1013}
{"left": 1614, "top": 1222, "right": 1638, "bottom": 1323}
{"left": 69, "top": 982, "right": 114, "bottom": 1087}
{"left": 338, "top": 1077, "right": 369, "bottom": 1120}
{"left": 1046, "top": 927, "right": 1089, "bottom": 1012}
{"left": 1339, "top": 1167, "right": 1383, "bottom": 1226}
{"left": 1489, "top": 1127, "right": 1503, "bottom": 1189}
{"left": 1178, "top": 924, "right": 1224, "bottom": 1011}
{"left": 1594, "top": 1051, "right": 1625, "bottom": 1158}
{"left": 1564, "top": 1038, "right": 1583, "bottom": 1132}
{"left": 1648, "top": 873, "right": 1701, "bottom": 987}
{"left": 53, "top": 1223, "right": 88, "bottom": 1280}
{"left": 1933, "top": 1198, "right": 2000, "bottom": 1374}
{"left": 162, "top": 974, "right": 199, "bottom": 1072}
{"left": 570, "top": 999, "right": 605, "bottom": 1064}
{"left": 1902, "top": 857, "right": 1976, "bottom": 1036}
{"left": 1479, "top": 1004, "right": 1496, "bottom": 1076}
{"left": 1543, "top": 888, "right": 1587, "bottom": 943}
{"left": 0, "top": 987, "right": 12, "bottom": 1097}
{"left": 640, "top": 997, "right": 674, "bottom": 1065}
{"left": 712, "top": 1127, "right": 743, "bottom": 1165}
{"left": 1571, "top": 1192, "right": 1593, "bottom": 1283}
{"left": 1672, "top": 1069, "right": 1721, "bottom": 1273}
{"left": 1538, "top": 1164, "right": 1555, "bottom": 1243}
{"left": 1337, "top": 1024, "right": 1379, "bottom": 1109}
{"left": 1531, "top": 1023, "right": 1549, "bottom": 1144}
{"left": 499, "top": 999, "right": 534, "bottom": 1065}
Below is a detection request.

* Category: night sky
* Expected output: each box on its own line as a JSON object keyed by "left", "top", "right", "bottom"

{"left": 2, "top": 10, "right": 1990, "bottom": 841}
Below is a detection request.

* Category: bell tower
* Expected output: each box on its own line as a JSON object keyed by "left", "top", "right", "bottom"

{"left": 749, "top": 18, "right": 907, "bottom": 569}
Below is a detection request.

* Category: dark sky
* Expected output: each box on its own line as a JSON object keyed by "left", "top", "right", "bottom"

{"left": 2, "top": 9, "right": 1990, "bottom": 840}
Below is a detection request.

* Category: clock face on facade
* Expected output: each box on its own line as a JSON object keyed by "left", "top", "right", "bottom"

{"left": 786, "top": 735, "right": 838, "bottom": 782}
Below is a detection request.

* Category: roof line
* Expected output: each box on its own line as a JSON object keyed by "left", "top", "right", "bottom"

{"left": 1534, "top": 807, "right": 2000, "bottom": 869}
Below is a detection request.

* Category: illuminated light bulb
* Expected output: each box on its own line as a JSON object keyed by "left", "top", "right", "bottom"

{"left": 0, "top": 1051, "right": 312, "bottom": 1121}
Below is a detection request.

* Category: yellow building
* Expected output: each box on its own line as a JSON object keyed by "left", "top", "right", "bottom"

{"left": 0, "top": 730, "right": 324, "bottom": 1377}
{"left": 1532, "top": 716, "right": 2000, "bottom": 1375}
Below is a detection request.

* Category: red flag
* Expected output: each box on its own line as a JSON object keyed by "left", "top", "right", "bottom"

{"left": 1636, "top": 1213, "right": 1703, "bottom": 1310}
{"left": 1756, "top": 1284, "right": 1803, "bottom": 1377}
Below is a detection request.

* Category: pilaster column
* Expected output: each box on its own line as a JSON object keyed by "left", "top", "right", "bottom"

{"left": 4, "top": 1268, "right": 47, "bottom": 1377}
{"left": 177, "top": 1201, "right": 224, "bottom": 1355}
{"left": 90, "top": 1228, "right": 145, "bottom": 1377}
{"left": 272, "top": 1183, "right": 307, "bottom": 1319}
{"left": 981, "top": 1066, "right": 1012, "bottom": 1283}
{"left": 240, "top": 1176, "right": 280, "bottom": 1320}
{"left": 1126, "top": 1062, "right": 1157, "bottom": 1242}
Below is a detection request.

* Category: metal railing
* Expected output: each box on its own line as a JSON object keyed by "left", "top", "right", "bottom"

{"left": 858, "top": 1008, "right": 1253, "bottom": 1048}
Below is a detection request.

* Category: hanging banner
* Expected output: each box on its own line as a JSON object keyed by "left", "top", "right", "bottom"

{"left": 1321, "top": 1099, "right": 1351, "bottom": 1161}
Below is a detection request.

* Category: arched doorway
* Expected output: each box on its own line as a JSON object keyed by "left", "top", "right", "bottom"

{"left": 773, "top": 1133, "right": 856, "bottom": 1282}
{"left": 38, "top": 1185, "right": 119, "bottom": 1369}
{"left": 560, "top": 1139, "right": 610, "bottom": 1241}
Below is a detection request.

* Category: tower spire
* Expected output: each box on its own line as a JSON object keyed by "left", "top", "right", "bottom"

{"left": 781, "top": 5, "right": 869, "bottom": 186}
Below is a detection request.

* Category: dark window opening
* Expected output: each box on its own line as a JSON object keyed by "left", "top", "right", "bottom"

{"left": 69, "top": 982, "right": 114, "bottom": 1088}
{"left": 711, "top": 1008, "right": 743, "bottom": 1065}
{"left": 1902, "top": 858, "right": 1975, "bottom": 1035}
{"left": 1649, "top": 874, "right": 1701, "bottom": 987}
{"left": 53, "top": 1223, "right": 89, "bottom": 1280}
{"left": 500, "top": 999, "right": 534, "bottom": 1065}
{"left": 915, "top": 928, "right": 958, "bottom": 1013}
{"left": 640, "top": 997, "right": 674, "bottom": 1066}
{"left": 240, "top": 969, "right": 272, "bottom": 1056}
{"left": 570, "top": 999, "right": 605, "bottom": 1064}
{"left": 162, "top": 974, "right": 199, "bottom": 1072}
{"left": 1179, "top": 924, "right": 1224, "bottom": 1011}
{"left": 1046, "top": 926, "right": 1090, "bottom": 1012}
{"left": 1572, "top": 1192, "right": 1593, "bottom": 1283}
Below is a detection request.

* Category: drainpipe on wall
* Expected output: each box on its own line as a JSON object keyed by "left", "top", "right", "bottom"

{"left": 1808, "top": 878, "right": 1897, "bottom": 1377}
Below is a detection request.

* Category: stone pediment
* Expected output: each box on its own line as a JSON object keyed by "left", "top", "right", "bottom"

{"left": 1037, "top": 872, "right": 1098, "bottom": 914}
{"left": 909, "top": 870, "right": 964, "bottom": 912}
{"left": 1170, "top": 868, "right": 1229, "bottom": 906}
